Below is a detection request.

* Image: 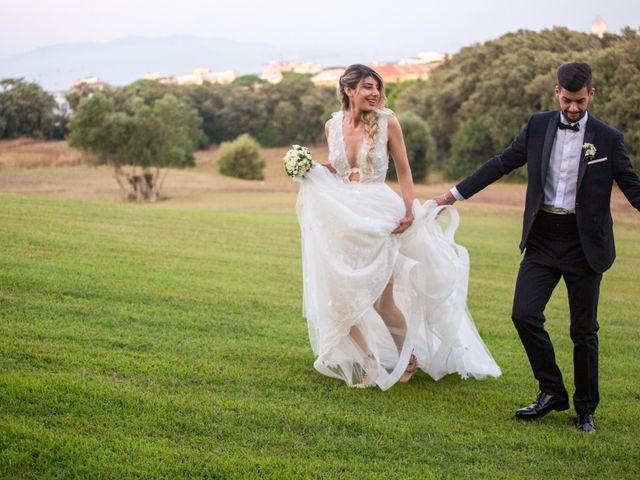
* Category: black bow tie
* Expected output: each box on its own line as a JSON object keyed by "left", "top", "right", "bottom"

{"left": 558, "top": 122, "right": 579, "bottom": 132}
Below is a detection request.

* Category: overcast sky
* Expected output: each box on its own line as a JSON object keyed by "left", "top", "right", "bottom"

{"left": 1, "top": 0, "right": 638, "bottom": 59}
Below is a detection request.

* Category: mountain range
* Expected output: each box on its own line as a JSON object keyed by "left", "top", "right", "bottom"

{"left": 0, "top": 35, "right": 365, "bottom": 91}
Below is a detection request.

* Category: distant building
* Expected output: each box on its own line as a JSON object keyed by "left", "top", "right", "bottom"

{"left": 398, "top": 51, "right": 445, "bottom": 65}
{"left": 372, "top": 63, "right": 440, "bottom": 84}
{"left": 310, "top": 52, "right": 444, "bottom": 88}
{"left": 176, "top": 68, "right": 239, "bottom": 86}
{"left": 51, "top": 91, "right": 70, "bottom": 114}
{"left": 143, "top": 73, "right": 177, "bottom": 84}
{"left": 291, "top": 62, "right": 323, "bottom": 75}
{"left": 70, "top": 77, "right": 108, "bottom": 92}
{"left": 260, "top": 61, "right": 324, "bottom": 83}
{"left": 310, "top": 68, "right": 345, "bottom": 88}
{"left": 592, "top": 16, "right": 607, "bottom": 38}
{"left": 260, "top": 61, "right": 292, "bottom": 83}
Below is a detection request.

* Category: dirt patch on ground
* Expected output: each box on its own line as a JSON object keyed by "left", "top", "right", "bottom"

{"left": 0, "top": 139, "right": 636, "bottom": 218}
{"left": 0, "top": 138, "right": 92, "bottom": 169}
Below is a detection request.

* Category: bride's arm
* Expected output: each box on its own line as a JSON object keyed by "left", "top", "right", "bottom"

{"left": 321, "top": 120, "right": 337, "bottom": 173}
{"left": 387, "top": 115, "right": 416, "bottom": 233}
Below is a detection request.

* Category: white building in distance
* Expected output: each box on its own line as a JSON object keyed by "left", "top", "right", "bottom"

{"left": 592, "top": 16, "right": 607, "bottom": 38}
{"left": 260, "top": 61, "right": 323, "bottom": 83}
{"left": 398, "top": 51, "right": 446, "bottom": 65}
{"left": 70, "top": 77, "right": 108, "bottom": 92}
{"left": 143, "top": 73, "right": 177, "bottom": 84}
{"left": 310, "top": 68, "right": 344, "bottom": 88}
{"left": 176, "top": 68, "right": 239, "bottom": 86}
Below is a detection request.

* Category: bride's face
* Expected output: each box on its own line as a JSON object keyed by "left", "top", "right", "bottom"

{"left": 347, "top": 76, "right": 381, "bottom": 112}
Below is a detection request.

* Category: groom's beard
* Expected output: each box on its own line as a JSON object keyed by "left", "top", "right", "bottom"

{"left": 563, "top": 109, "right": 586, "bottom": 123}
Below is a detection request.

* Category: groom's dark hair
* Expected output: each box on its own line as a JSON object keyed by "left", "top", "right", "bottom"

{"left": 557, "top": 62, "right": 593, "bottom": 92}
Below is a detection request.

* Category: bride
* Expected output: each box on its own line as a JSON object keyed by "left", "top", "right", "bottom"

{"left": 296, "top": 64, "right": 501, "bottom": 389}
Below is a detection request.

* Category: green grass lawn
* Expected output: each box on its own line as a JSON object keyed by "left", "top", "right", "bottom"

{"left": 1, "top": 193, "right": 639, "bottom": 479}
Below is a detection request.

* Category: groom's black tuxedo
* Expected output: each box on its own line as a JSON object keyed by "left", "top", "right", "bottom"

{"left": 454, "top": 110, "right": 640, "bottom": 415}
{"left": 456, "top": 110, "right": 640, "bottom": 273}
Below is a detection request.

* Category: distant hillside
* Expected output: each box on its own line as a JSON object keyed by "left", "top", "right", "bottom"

{"left": 0, "top": 35, "right": 362, "bottom": 91}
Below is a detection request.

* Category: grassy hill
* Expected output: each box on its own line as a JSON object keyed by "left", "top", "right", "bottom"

{"left": 1, "top": 189, "right": 639, "bottom": 478}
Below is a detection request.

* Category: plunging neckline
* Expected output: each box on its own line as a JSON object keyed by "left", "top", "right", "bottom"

{"left": 340, "top": 112, "right": 367, "bottom": 168}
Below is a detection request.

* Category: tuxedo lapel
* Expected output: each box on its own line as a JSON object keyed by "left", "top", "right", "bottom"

{"left": 577, "top": 117, "right": 597, "bottom": 191}
{"left": 540, "top": 112, "right": 560, "bottom": 185}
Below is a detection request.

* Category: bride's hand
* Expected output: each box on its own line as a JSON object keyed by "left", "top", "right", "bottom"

{"left": 321, "top": 163, "right": 337, "bottom": 174}
{"left": 392, "top": 214, "right": 414, "bottom": 234}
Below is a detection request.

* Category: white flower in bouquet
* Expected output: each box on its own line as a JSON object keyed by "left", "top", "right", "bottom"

{"left": 283, "top": 145, "right": 315, "bottom": 178}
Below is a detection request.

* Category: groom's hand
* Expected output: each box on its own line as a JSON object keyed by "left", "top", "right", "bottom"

{"left": 434, "top": 191, "right": 456, "bottom": 206}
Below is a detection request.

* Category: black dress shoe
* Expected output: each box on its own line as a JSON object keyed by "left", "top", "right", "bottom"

{"left": 575, "top": 414, "right": 596, "bottom": 434}
{"left": 515, "top": 391, "right": 569, "bottom": 420}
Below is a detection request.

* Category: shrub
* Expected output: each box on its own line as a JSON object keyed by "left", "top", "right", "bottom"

{"left": 217, "top": 134, "right": 265, "bottom": 180}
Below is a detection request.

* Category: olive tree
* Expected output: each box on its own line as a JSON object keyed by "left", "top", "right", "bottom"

{"left": 69, "top": 92, "right": 203, "bottom": 201}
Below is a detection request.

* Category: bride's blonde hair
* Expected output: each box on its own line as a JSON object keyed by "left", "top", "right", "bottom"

{"left": 337, "top": 65, "right": 387, "bottom": 168}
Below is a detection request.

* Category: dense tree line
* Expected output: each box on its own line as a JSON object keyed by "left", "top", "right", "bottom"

{"left": 65, "top": 73, "right": 337, "bottom": 147}
{"left": 2, "top": 27, "right": 638, "bottom": 185}
{"left": 0, "top": 78, "right": 68, "bottom": 139}
{"left": 394, "top": 26, "right": 640, "bottom": 179}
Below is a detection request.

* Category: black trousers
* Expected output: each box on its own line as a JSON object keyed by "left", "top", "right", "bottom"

{"left": 512, "top": 210, "right": 602, "bottom": 414}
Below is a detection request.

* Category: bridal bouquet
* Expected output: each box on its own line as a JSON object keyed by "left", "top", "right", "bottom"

{"left": 283, "top": 145, "right": 315, "bottom": 178}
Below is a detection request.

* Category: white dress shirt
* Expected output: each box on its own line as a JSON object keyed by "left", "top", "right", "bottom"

{"left": 450, "top": 112, "right": 589, "bottom": 213}
{"left": 542, "top": 112, "right": 588, "bottom": 213}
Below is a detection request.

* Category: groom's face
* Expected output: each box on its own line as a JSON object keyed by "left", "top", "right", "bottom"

{"left": 555, "top": 85, "right": 595, "bottom": 123}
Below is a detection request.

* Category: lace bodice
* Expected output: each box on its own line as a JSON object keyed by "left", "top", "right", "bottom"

{"left": 327, "top": 109, "right": 392, "bottom": 184}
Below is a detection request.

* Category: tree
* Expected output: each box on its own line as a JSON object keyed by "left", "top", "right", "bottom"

{"left": 0, "top": 78, "right": 56, "bottom": 139}
{"left": 387, "top": 112, "right": 432, "bottom": 182}
{"left": 445, "top": 120, "right": 496, "bottom": 179}
{"left": 232, "top": 75, "right": 266, "bottom": 88}
{"left": 182, "top": 83, "right": 227, "bottom": 144}
{"left": 273, "top": 100, "right": 298, "bottom": 143}
{"left": 66, "top": 82, "right": 112, "bottom": 111}
{"left": 394, "top": 27, "right": 640, "bottom": 179}
{"left": 69, "top": 92, "right": 203, "bottom": 201}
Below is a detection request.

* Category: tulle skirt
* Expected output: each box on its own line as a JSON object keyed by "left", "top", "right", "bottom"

{"left": 296, "top": 166, "right": 501, "bottom": 389}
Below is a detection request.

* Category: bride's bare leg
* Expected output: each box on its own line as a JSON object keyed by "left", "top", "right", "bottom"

{"left": 349, "top": 325, "right": 376, "bottom": 387}
{"left": 374, "top": 282, "right": 407, "bottom": 351}
{"left": 374, "top": 281, "right": 418, "bottom": 382}
{"left": 349, "top": 325, "right": 371, "bottom": 356}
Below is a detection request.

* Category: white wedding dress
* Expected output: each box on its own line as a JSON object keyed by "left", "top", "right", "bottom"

{"left": 296, "top": 109, "right": 501, "bottom": 389}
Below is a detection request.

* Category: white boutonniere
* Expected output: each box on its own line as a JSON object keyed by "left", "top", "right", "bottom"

{"left": 582, "top": 143, "right": 596, "bottom": 162}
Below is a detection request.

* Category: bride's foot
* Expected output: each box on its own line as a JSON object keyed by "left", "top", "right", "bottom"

{"left": 355, "top": 374, "right": 376, "bottom": 388}
{"left": 355, "top": 354, "right": 377, "bottom": 388}
{"left": 399, "top": 353, "right": 418, "bottom": 383}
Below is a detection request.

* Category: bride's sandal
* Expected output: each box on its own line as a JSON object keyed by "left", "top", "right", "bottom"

{"left": 387, "top": 327, "right": 418, "bottom": 383}
{"left": 399, "top": 353, "right": 418, "bottom": 383}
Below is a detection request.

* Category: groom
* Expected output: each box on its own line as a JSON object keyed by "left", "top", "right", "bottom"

{"left": 436, "top": 62, "right": 640, "bottom": 433}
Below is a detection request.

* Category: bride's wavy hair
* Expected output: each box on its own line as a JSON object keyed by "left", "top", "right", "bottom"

{"left": 337, "top": 64, "right": 387, "bottom": 168}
